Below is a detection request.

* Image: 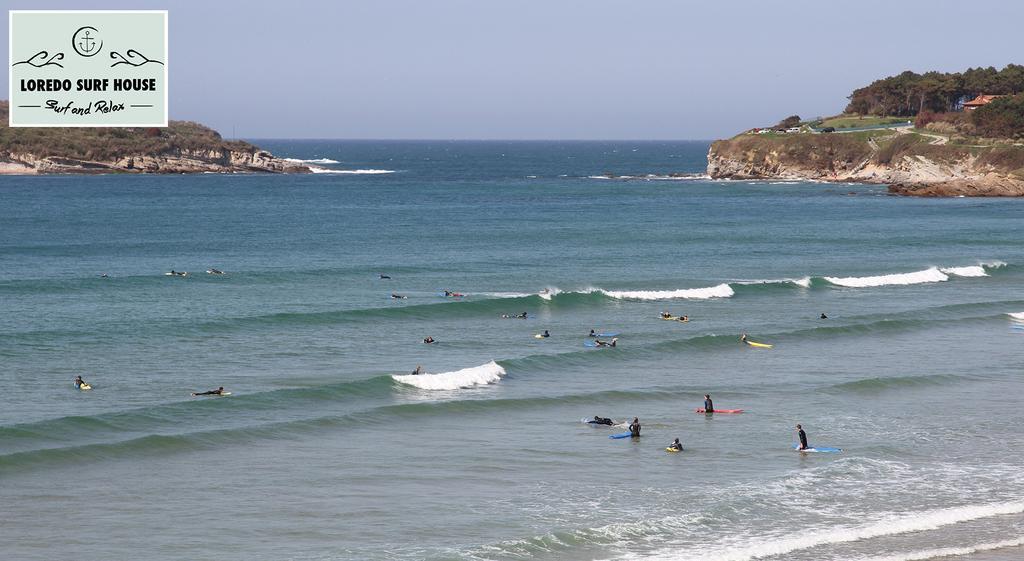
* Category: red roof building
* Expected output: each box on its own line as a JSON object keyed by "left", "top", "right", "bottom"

{"left": 963, "top": 94, "right": 1005, "bottom": 111}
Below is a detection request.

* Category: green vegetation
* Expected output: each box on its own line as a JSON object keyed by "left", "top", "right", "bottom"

{"left": 0, "top": 100, "right": 257, "bottom": 161}
{"left": 819, "top": 115, "right": 910, "bottom": 129}
{"left": 971, "top": 93, "right": 1024, "bottom": 139}
{"left": 846, "top": 64, "right": 1024, "bottom": 116}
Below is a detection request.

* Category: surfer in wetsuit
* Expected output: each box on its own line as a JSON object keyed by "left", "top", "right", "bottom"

{"left": 541, "top": 330, "right": 550, "bottom": 338}
{"left": 391, "top": 293, "right": 406, "bottom": 299}
{"left": 740, "top": 333, "right": 748, "bottom": 344}
{"left": 661, "top": 311, "right": 672, "bottom": 319}
{"left": 820, "top": 312, "right": 828, "bottom": 319}
{"left": 796, "top": 424, "right": 808, "bottom": 450}
{"left": 412, "top": 365, "right": 423, "bottom": 375}
{"left": 423, "top": 336, "right": 435, "bottom": 344}
{"left": 609, "top": 338, "right": 617, "bottom": 347}
{"left": 192, "top": 386, "right": 225, "bottom": 397}
{"left": 379, "top": 274, "right": 391, "bottom": 279}
{"left": 629, "top": 417, "right": 641, "bottom": 437}
{"left": 74, "top": 375, "right": 86, "bottom": 389}
{"left": 703, "top": 394, "right": 714, "bottom": 413}
{"left": 669, "top": 438, "right": 683, "bottom": 451}
{"left": 518, "top": 311, "right": 528, "bottom": 319}
{"left": 591, "top": 416, "right": 613, "bottom": 425}
{"left": 589, "top": 329, "right": 596, "bottom": 337}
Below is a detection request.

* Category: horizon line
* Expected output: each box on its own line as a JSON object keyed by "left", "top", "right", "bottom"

{"left": 233, "top": 137, "right": 718, "bottom": 142}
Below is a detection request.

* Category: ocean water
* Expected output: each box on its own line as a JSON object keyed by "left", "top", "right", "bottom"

{"left": 1, "top": 140, "right": 1023, "bottom": 561}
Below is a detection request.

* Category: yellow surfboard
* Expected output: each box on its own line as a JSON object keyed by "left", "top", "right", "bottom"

{"left": 745, "top": 340, "right": 773, "bottom": 349}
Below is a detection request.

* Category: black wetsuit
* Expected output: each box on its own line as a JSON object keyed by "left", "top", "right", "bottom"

{"left": 798, "top": 429, "right": 808, "bottom": 450}
{"left": 590, "top": 417, "right": 613, "bottom": 425}
{"left": 704, "top": 398, "right": 714, "bottom": 412}
{"left": 629, "top": 422, "right": 641, "bottom": 437}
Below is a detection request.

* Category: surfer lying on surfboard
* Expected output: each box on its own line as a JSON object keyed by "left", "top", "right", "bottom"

{"left": 594, "top": 337, "right": 618, "bottom": 348}
{"left": 192, "top": 386, "right": 226, "bottom": 397}
{"left": 587, "top": 416, "right": 614, "bottom": 425}
{"left": 740, "top": 333, "right": 773, "bottom": 348}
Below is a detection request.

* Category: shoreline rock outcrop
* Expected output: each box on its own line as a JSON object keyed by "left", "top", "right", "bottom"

{"left": 707, "top": 133, "right": 1024, "bottom": 197}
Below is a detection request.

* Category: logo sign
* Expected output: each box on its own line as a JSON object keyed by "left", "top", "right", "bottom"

{"left": 9, "top": 10, "right": 167, "bottom": 127}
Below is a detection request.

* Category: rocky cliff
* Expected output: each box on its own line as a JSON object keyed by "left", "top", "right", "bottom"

{"left": 0, "top": 100, "right": 310, "bottom": 175}
{"left": 707, "top": 132, "right": 1024, "bottom": 197}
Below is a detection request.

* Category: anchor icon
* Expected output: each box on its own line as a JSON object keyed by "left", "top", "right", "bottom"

{"left": 79, "top": 30, "right": 96, "bottom": 54}
{"left": 72, "top": 26, "right": 102, "bottom": 57}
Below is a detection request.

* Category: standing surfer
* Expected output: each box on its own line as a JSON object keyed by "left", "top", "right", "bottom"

{"left": 796, "top": 424, "right": 808, "bottom": 450}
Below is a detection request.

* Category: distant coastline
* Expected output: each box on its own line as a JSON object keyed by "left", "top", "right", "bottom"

{"left": 0, "top": 100, "right": 312, "bottom": 175}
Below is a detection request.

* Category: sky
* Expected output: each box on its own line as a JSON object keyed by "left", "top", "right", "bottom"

{"left": 3, "top": 0, "right": 1023, "bottom": 139}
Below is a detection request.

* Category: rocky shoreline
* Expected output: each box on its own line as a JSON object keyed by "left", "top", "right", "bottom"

{"left": 0, "top": 100, "right": 312, "bottom": 175}
{"left": 706, "top": 134, "right": 1024, "bottom": 197}
{"left": 0, "top": 147, "right": 312, "bottom": 175}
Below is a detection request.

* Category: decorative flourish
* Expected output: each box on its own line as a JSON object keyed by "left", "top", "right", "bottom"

{"left": 12, "top": 50, "right": 64, "bottom": 68}
{"left": 109, "top": 49, "right": 164, "bottom": 67}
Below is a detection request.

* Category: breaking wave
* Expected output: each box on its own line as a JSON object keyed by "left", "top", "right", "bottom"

{"left": 599, "top": 283, "right": 734, "bottom": 300}
{"left": 392, "top": 361, "right": 506, "bottom": 390}
{"left": 823, "top": 262, "right": 1005, "bottom": 288}
{"left": 283, "top": 157, "right": 341, "bottom": 164}
{"left": 638, "top": 501, "right": 1024, "bottom": 561}
{"left": 309, "top": 168, "right": 396, "bottom": 174}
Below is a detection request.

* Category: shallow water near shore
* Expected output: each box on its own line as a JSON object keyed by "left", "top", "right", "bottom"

{"left": 2, "top": 140, "right": 1023, "bottom": 561}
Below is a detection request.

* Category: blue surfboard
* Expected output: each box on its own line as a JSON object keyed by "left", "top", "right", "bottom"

{"left": 597, "top": 332, "right": 620, "bottom": 337}
{"left": 609, "top": 432, "right": 634, "bottom": 439}
{"left": 583, "top": 340, "right": 598, "bottom": 347}
{"left": 793, "top": 444, "right": 842, "bottom": 453}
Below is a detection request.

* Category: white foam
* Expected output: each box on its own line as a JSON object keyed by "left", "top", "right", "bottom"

{"left": 1008, "top": 312, "right": 1024, "bottom": 320}
{"left": 392, "top": 361, "right": 505, "bottom": 391}
{"left": 850, "top": 537, "right": 1024, "bottom": 561}
{"left": 600, "top": 283, "right": 734, "bottom": 300}
{"left": 538, "top": 287, "right": 563, "bottom": 301}
{"left": 940, "top": 266, "right": 988, "bottom": 277}
{"left": 823, "top": 267, "right": 949, "bottom": 288}
{"left": 284, "top": 157, "right": 340, "bottom": 164}
{"left": 309, "top": 168, "right": 396, "bottom": 174}
{"left": 640, "top": 501, "right": 1024, "bottom": 561}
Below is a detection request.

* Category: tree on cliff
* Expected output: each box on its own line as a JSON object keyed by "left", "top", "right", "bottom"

{"left": 775, "top": 115, "right": 801, "bottom": 129}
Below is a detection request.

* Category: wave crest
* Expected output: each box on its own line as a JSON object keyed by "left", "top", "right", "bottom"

{"left": 940, "top": 265, "right": 988, "bottom": 277}
{"left": 823, "top": 267, "right": 949, "bottom": 288}
{"left": 392, "top": 361, "right": 505, "bottom": 390}
{"left": 284, "top": 157, "right": 340, "bottom": 164}
{"left": 640, "top": 501, "right": 1024, "bottom": 561}
{"left": 309, "top": 168, "right": 396, "bottom": 175}
{"left": 599, "top": 283, "right": 734, "bottom": 300}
